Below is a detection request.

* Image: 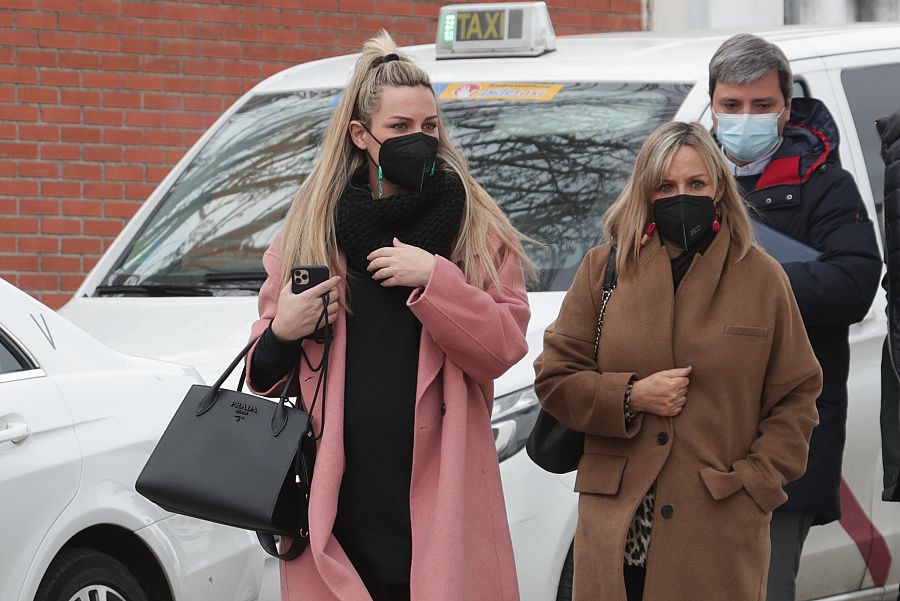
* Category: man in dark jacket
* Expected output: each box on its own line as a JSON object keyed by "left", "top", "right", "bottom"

{"left": 708, "top": 34, "right": 882, "bottom": 601}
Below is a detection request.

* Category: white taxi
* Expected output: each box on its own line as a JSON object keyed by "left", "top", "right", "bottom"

{"left": 60, "top": 4, "right": 900, "bottom": 600}
{"left": 0, "top": 279, "right": 275, "bottom": 601}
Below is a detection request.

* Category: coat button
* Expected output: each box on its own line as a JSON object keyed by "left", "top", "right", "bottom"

{"left": 786, "top": 194, "right": 793, "bottom": 200}
{"left": 440, "top": 402, "right": 446, "bottom": 416}
{"left": 765, "top": 198, "right": 773, "bottom": 204}
{"left": 661, "top": 505, "right": 674, "bottom": 519}
{"left": 656, "top": 432, "right": 669, "bottom": 445}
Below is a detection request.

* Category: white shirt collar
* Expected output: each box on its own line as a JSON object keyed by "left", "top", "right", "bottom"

{"left": 721, "top": 139, "right": 783, "bottom": 177}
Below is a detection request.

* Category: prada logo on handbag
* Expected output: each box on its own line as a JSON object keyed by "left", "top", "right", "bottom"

{"left": 231, "top": 400, "right": 258, "bottom": 422}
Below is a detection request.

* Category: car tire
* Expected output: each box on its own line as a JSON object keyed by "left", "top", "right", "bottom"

{"left": 556, "top": 544, "right": 574, "bottom": 601}
{"left": 35, "top": 548, "right": 150, "bottom": 601}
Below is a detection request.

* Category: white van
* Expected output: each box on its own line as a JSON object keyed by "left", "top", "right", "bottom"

{"left": 61, "top": 7, "right": 900, "bottom": 600}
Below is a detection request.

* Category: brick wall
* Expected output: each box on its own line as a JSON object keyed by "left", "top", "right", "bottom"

{"left": 0, "top": 0, "right": 643, "bottom": 308}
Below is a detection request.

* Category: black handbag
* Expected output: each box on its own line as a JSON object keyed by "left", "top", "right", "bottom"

{"left": 136, "top": 312, "right": 330, "bottom": 561}
{"left": 527, "top": 247, "right": 617, "bottom": 474}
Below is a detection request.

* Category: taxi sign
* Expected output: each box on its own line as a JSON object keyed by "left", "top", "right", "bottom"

{"left": 436, "top": 2, "right": 556, "bottom": 60}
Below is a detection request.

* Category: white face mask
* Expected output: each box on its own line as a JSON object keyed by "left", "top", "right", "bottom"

{"left": 714, "top": 108, "right": 785, "bottom": 163}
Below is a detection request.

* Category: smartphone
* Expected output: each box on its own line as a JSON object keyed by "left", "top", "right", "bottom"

{"left": 291, "top": 265, "right": 331, "bottom": 342}
{"left": 291, "top": 265, "right": 330, "bottom": 295}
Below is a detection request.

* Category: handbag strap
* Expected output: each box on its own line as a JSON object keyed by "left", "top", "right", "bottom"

{"left": 592, "top": 246, "right": 618, "bottom": 361}
{"left": 257, "top": 531, "right": 308, "bottom": 561}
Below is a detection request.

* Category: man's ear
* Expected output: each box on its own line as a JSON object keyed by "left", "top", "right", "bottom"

{"left": 348, "top": 120, "right": 369, "bottom": 151}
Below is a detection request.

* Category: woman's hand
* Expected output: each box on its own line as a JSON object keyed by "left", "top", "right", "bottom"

{"left": 629, "top": 366, "right": 692, "bottom": 417}
{"left": 270, "top": 276, "right": 341, "bottom": 341}
{"left": 367, "top": 238, "right": 436, "bottom": 288}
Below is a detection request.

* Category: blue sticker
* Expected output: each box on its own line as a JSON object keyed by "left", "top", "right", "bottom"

{"left": 433, "top": 83, "right": 449, "bottom": 96}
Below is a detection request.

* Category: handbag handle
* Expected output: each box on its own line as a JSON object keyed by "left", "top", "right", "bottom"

{"left": 592, "top": 246, "right": 618, "bottom": 361}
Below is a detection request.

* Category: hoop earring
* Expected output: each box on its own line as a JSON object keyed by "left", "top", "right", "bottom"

{"left": 377, "top": 165, "right": 384, "bottom": 199}
{"left": 640, "top": 222, "right": 656, "bottom": 247}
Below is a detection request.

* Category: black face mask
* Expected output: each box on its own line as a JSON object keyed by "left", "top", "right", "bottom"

{"left": 363, "top": 126, "right": 438, "bottom": 192}
{"left": 651, "top": 194, "right": 716, "bottom": 250}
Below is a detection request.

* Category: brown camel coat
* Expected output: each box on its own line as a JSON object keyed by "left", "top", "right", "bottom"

{"left": 534, "top": 230, "right": 822, "bottom": 601}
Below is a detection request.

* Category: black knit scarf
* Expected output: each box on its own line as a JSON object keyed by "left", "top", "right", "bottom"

{"left": 334, "top": 167, "right": 466, "bottom": 275}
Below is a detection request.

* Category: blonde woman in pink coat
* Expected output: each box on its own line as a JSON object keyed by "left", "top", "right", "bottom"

{"left": 244, "top": 31, "right": 533, "bottom": 601}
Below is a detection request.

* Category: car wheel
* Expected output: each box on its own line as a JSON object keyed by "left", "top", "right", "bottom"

{"left": 35, "top": 548, "right": 149, "bottom": 601}
{"left": 556, "top": 544, "right": 574, "bottom": 601}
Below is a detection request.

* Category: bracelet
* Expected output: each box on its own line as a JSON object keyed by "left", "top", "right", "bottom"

{"left": 624, "top": 376, "right": 638, "bottom": 422}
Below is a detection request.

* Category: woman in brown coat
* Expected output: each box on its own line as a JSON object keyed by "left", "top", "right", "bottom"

{"left": 533, "top": 121, "right": 822, "bottom": 601}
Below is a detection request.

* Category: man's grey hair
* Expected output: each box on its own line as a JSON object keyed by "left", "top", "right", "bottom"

{"left": 708, "top": 34, "right": 793, "bottom": 101}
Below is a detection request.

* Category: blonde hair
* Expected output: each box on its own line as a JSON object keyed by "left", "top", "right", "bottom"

{"left": 278, "top": 30, "right": 533, "bottom": 296}
{"left": 602, "top": 121, "right": 756, "bottom": 275}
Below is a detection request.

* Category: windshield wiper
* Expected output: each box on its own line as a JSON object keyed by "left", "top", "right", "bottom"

{"left": 93, "top": 284, "right": 214, "bottom": 297}
{"left": 203, "top": 271, "right": 267, "bottom": 284}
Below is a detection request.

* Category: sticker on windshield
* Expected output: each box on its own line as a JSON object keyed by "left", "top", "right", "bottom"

{"left": 440, "top": 83, "right": 563, "bottom": 102}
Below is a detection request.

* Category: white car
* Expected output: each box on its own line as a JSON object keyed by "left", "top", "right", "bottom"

{"left": 60, "top": 7, "right": 900, "bottom": 601}
{"left": 0, "top": 279, "right": 276, "bottom": 601}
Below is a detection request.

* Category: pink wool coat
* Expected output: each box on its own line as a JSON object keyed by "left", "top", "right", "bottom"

{"left": 247, "top": 234, "right": 530, "bottom": 601}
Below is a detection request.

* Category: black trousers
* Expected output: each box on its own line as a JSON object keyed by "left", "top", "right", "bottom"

{"left": 624, "top": 563, "right": 646, "bottom": 601}
{"left": 368, "top": 582, "right": 410, "bottom": 601}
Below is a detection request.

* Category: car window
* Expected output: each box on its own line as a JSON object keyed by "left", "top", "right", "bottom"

{"left": 0, "top": 331, "right": 30, "bottom": 375}
{"left": 840, "top": 62, "right": 900, "bottom": 218}
{"left": 101, "top": 81, "right": 690, "bottom": 293}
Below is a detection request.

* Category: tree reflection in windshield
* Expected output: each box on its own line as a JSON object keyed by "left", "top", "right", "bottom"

{"left": 105, "top": 82, "right": 689, "bottom": 293}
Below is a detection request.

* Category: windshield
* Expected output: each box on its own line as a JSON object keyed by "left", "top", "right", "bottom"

{"left": 101, "top": 81, "right": 690, "bottom": 294}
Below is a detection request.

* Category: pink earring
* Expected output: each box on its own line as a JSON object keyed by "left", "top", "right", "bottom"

{"left": 640, "top": 222, "right": 656, "bottom": 247}
{"left": 712, "top": 209, "right": 721, "bottom": 233}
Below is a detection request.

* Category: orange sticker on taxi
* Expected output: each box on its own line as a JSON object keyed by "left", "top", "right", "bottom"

{"left": 440, "top": 83, "right": 563, "bottom": 101}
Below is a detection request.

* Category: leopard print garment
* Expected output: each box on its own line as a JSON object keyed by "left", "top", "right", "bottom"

{"left": 624, "top": 484, "right": 655, "bottom": 566}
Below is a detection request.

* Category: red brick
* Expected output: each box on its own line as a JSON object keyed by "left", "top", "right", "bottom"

{"left": 41, "top": 255, "right": 81, "bottom": 273}
{"left": 125, "top": 183, "right": 156, "bottom": 199}
{"left": 83, "top": 219, "right": 123, "bottom": 236}
{"left": 201, "top": 41, "right": 243, "bottom": 59}
{"left": 2, "top": 30, "right": 38, "bottom": 47}
{"left": 162, "top": 39, "right": 204, "bottom": 57}
{"left": 142, "top": 57, "right": 181, "bottom": 73}
{"left": 5, "top": 256, "right": 41, "bottom": 271}
{"left": 59, "top": 14, "right": 100, "bottom": 32}
{"left": 261, "top": 62, "right": 293, "bottom": 77}
{"left": 143, "top": 93, "right": 182, "bottom": 110}
{"left": 18, "top": 161, "right": 58, "bottom": 177}
{"left": 83, "top": 255, "right": 99, "bottom": 271}
{"left": 124, "top": 110, "right": 164, "bottom": 127}
{"left": 17, "top": 49, "right": 58, "bottom": 67}
{"left": 0, "top": 142, "right": 38, "bottom": 159}
{"left": 298, "top": 0, "right": 337, "bottom": 9}
{"left": 61, "top": 89, "right": 101, "bottom": 106}
{"left": 83, "top": 144, "right": 122, "bottom": 161}
{"left": 160, "top": 3, "right": 203, "bottom": 20}
{"left": 59, "top": 51, "right": 101, "bottom": 69}
{"left": 0, "top": 160, "right": 14, "bottom": 175}
{"left": 182, "top": 22, "right": 222, "bottom": 39}
{"left": 142, "top": 19, "right": 184, "bottom": 38}
{"left": 106, "top": 165, "right": 144, "bottom": 181}
{"left": 0, "top": 0, "right": 37, "bottom": 8}
{"left": 150, "top": 165, "right": 173, "bottom": 180}
{"left": 0, "top": 273, "right": 18, "bottom": 286}
{"left": 0, "top": 11, "right": 10, "bottom": 26}
{"left": 41, "top": 69, "right": 81, "bottom": 87}
{"left": 100, "top": 17, "right": 141, "bottom": 35}
{"left": 100, "top": 54, "right": 142, "bottom": 71}
{"left": 121, "top": 38, "right": 160, "bottom": 54}
{"left": 183, "top": 59, "right": 223, "bottom": 76}
{"left": 240, "top": 44, "right": 279, "bottom": 61}
{"left": 281, "top": 47, "right": 318, "bottom": 63}
{"left": 125, "top": 146, "right": 166, "bottom": 163}
{"left": 0, "top": 66, "right": 38, "bottom": 84}
{"left": 80, "top": 35, "right": 122, "bottom": 52}
{"left": 0, "top": 236, "right": 15, "bottom": 252}
{"left": 203, "top": 78, "right": 248, "bottom": 95}
{"left": 103, "top": 91, "right": 141, "bottom": 108}
{"left": 60, "top": 200, "right": 102, "bottom": 215}
{"left": 143, "top": 129, "right": 183, "bottom": 146}
{"left": 162, "top": 76, "right": 204, "bottom": 93}
{"left": 0, "top": 88, "right": 15, "bottom": 103}
{"left": 390, "top": 18, "right": 433, "bottom": 35}
{"left": 84, "top": 72, "right": 123, "bottom": 89}
{"left": 21, "top": 198, "right": 60, "bottom": 214}
{"left": 41, "top": 144, "right": 81, "bottom": 160}
{"left": 39, "top": 0, "right": 77, "bottom": 11}
{"left": 19, "top": 124, "right": 58, "bottom": 141}
{"left": 201, "top": 6, "right": 245, "bottom": 23}
{"left": 16, "top": 12, "right": 57, "bottom": 29}
{"left": 61, "top": 237, "right": 101, "bottom": 253}
{"left": 221, "top": 25, "right": 263, "bottom": 42}
{"left": 19, "top": 237, "right": 57, "bottom": 252}
{"left": 3, "top": 179, "right": 39, "bottom": 195}
{"left": 84, "top": 109, "right": 124, "bottom": 126}
{"left": 84, "top": 182, "right": 122, "bottom": 198}
{"left": 121, "top": 74, "right": 164, "bottom": 91}
{"left": 104, "top": 201, "right": 141, "bottom": 218}
{"left": 122, "top": 1, "right": 162, "bottom": 18}
{"left": 81, "top": 0, "right": 119, "bottom": 15}
{"left": 183, "top": 95, "right": 222, "bottom": 112}
{"left": 42, "top": 181, "right": 81, "bottom": 197}
{"left": 41, "top": 218, "right": 81, "bottom": 234}
{"left": 19, "top": 87, "right": 58, "bottom": 104}
{"left": 239, "top": 8, "right": 280, "bottom": 26}
{"left": 0, "top": 124, "right": 13, "bottom": 139}
{"left": 20, "top": 273, "right": 58, "bottom": 290}
{"left": 263, "top": 0, "right": 303, "bottom": 6}
{"left": 0, "top": 217, "right": 39, "bottom": 233}
{"left": 0, "top": 198, "right": 16, "bottom": 212}
{"left": 102, "top": 128, "right": 144, "bottom": 144}
{"left": 62, "top": 163, "right": 103, "bottom": 180}
{"left": 1, "top": 104, "right": 40, "bottom": 121}
{"left": 61, "top": 274, "right": 86, "bottom": 291}
{"left": 61, "top": 126, "right": 101, "bottom": 143}
{"left": 610, "top": 0, "right": 641, "bottom": 13}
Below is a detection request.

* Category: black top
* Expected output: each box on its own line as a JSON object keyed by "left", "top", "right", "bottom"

{"left": 332, "top": 268, "right": 420, "bottom": 584}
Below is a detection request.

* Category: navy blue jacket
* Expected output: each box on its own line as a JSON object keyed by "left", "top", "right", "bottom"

{"left": 734, "top": 97, "right": 882, "bottom": 524}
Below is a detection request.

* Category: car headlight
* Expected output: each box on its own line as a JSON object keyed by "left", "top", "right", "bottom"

{"left": 491, "top": 386, "right": 541, "bottom": 462}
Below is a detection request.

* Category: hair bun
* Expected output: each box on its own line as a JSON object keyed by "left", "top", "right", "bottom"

{"left": 373, "top": 53, "right": 400, "bottom": 67}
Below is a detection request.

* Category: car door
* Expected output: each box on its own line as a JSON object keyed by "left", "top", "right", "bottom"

{"left": 0, "top": 323, "right": 81, "bottom": 601}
